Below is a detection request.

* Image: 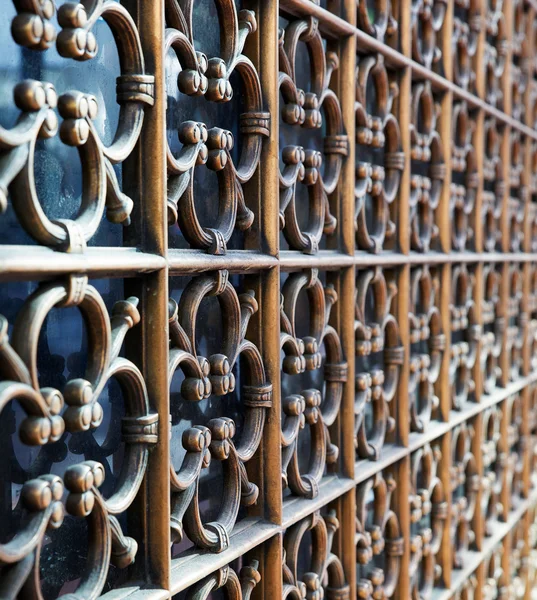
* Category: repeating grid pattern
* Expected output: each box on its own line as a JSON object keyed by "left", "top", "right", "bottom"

{"left": 2, "top": 0, "right": 537, "bottom": 599}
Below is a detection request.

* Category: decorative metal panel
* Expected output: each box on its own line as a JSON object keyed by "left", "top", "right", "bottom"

{"left": 1, "top": 0, "right": 537, "bottom": 599}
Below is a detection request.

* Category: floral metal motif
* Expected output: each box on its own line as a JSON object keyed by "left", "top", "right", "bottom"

{"left": 278, "top": 16, "right": 347, "bottom": 254}
{"left": 506, "top": 394, "right": 525, "bottom": 510}
{"left": 482, "top": 547, "right": 507, "bottom": 600}
{"left": 355, "top": 268, "right": 403, "bottom": 459}
{"left": 0, "top": 276, "right": 156, "bottom": 599}
{"left": 452, "top": 0, "right": 480, "bottom": 90}
{"left": 482, "top": 119, "right": 504, "bottom": 252}
{"left": 410, "top": 81, "right": 446, "bottom": 252}
{"left": 453, "top": 575, "right": 478, "bottom": 600}
{"left": 481, "top": 264, "right": 504, "bottom": 393}
{"left": 511, "top": 0, "right": 529, "bottom": 123}
{"left": 165, "top": 0, "right": 269, "bottom": 254}
{"left": 505, "top": 264, "right": 525, "bottom": 382}
{"left": 485, "top": 0, "right": 507, "bottom": 109}
{"left": 411, "top": 0, "right": 448, "bottom": 69}
{"left": 4, "top": 0, "right": 154, "bottom": 252}
{"left": 356, "top": 0, "right": 398, "bottom": 44}
{"left": 409, "top": 444, "right": 447, "bottom": 599}
{"left": 168, "top": 270, "right": 271, "bottom": 552}
{"left": 481, "top": 406, "right": 506, "bottom": 535}
{"left": 450, "top": 102, "right": 478, "bottom": 251}
{"left": 281, "top": 269, "right": 347, "bottom": 498}
{"left": 355, "top": 53, "right": 403, "bottom": 253}
{"left": 185, "top": 561, "right": 261, "bottom": 599}
{"left": 356, "top": 471, "right": 404, "bottom": 599}
{"left": 282, "top": 510, "right": 350, "bottom": 599}
{"left": 409, "top": 266, "right": 444, "bottom": 433}
{"left": 528, "top": 141, "right": 537, "bottom": 251}
{"left": 508, "top": 131, "right": 528, "bottom": 253}
{"left": 450, "top": 422, "right": 479, "bottom": 569}
{"left": 450, "top": 265, "right": 480, "bottom": 409}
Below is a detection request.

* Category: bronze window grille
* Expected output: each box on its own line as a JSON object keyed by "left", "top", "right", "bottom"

{"left": 2, "top": 0, "right": 537, "bottom": 598}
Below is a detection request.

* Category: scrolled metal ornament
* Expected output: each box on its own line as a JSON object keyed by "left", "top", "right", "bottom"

{"left": 168, "top": 270, "right": 271, "bottom": 552}
{"left": 356, "top": 471, "right": 404, "bottom": 599}
{"left": 450, "top": 422, "right": 479, "bottom": 569}
{"left": 508, "top": 131, "right": 528, "bottom": 253}
{"left": 528, "top": 141, "right": 537, "bottom": 251}
{"left": 185, "top": 560, "right": 261, "bottom": 600}
{"left": 355, "top": 53, "right": 403, "bottom": 253}
{"left": 5, "top": 1, "right": 154, "bottom": 252}
{"left": 527, "top": 265, "right": 537, "bottom": 375}
{"left": 409, "top": 444, "right": 447, "bottom": 600}
{"left": 482, "top": 546, "right": 508, "bottom": 600}
{"left": 505, "top": 394, "right": 526, "bottom": 509}
{"left": 450, "top": 102, "right": 478, "bottom": 251}
{"left": 482, "top": 119, "right": 504, "bottom": 252}
{"left": 281, "top": 269, "right": 346, "bottom": 498}
{"left": 452, "top": 0, "right": 480, "bottom": 90}
{"left": 484, "top": 0, "right": 507, "bottom": 109}
{"left": 481, "top": 406, "right": 506, "bottom": 535}
{"left": 408, "top": 267, "right": 444, "bottom": 433}
{"left": 511, "top": 0, "right": 529, "bottom": 123}
{"left": 282, "top": 510, "right": 350, "bottom": 600}
{"left": 411, "top": 0, "right": 448, "bottom": 70}
{"left": 355, "top": 267, "right": 403, "bottom": 459}
{"left": 165, "top": 1, "right": 269, "bottom": 254}
{"left": 0, "top": 277, "right": 156, "bottom": 598}
{"left": 481, "top": 264, "right": 504, "bottom": 393}
{"left": 278, "top": 17, "right": 347, "bottom": 254}
{"left": 449, "top": 265, "right": 480, "bottom": 409}
{"left": 504, "top": 264, "right": 526, "bottom": 382}
{"left": 356, "top": 0, "right": 398, "bottom": 43}
{"left": 410, "top": 82, "right": 445, "bottom": 252}
{"left": 454, "top": 574, "right": 478, "bottom": 600}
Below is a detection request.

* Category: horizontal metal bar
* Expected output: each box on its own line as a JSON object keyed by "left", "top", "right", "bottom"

{"left": 0, "top": 246, "right": 166, "bottom": 281}
{"left": 355, "top": 445, "right": 409, "bottom": 484}
{"left": 100, "top": 587, "right": 170, "bottom": 600}
{"left": 282, "top": 475, "right": 356, "bottom": 529}
{"left": 278, "top": 0, "right": 355, "bottom": 38}
{"left": 4, "top": 246, "right": 537, "bottom": 282}
{"left": 167, "top": 249, "right": 278, "bottom": 275}
{"left": 169, "top": 518, "right": 279, "bottom": 595}
{"left": 280, "top": 250, "right": 356, "bottom": 271}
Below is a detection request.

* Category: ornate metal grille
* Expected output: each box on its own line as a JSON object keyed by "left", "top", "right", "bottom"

{"left": 1, "top": 0, "right": 537, "bottom": 598}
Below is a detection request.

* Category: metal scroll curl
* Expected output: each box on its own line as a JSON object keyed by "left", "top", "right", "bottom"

{"left": 280, "top": 269, "right": 347, "bottom": 499}
{"left": 356, "top": 472, "right": 404, "bottom": 599}
{"left": 450, "top": 423, "right": 479, "bottom": 569}
{"left": 355, "top": 54, "right": 403, "bottom": 253}
{"left": 282, "top": 510, "right": 350, "bottom": 600}
{"left": 168, "top": 270, "right": 271, "bottom": 552}
{"left": 165, "top": 1, "right": 269, "bottom": 255}
{"left": 450, "top": 102, "right": 478, "bottom": 251}
{"left": 0, "top": 277, "right": 157, "bottom": 599}
{"left": 355, "top": 268, "right": 403, "bottom": 459}
{"left": 410, "top": 82, "right": 445, "bottom": 253}
{"left": 185, "top": 561, "right": 261, "bottom": 600}
{"left": 278, "top": 17, "right": 348, "bottom": 255}
{"left": 5, "top": 1, "right": 154, "bottom": 252}
{"left": 449, "top": 265, "right": 480, "bottom": 410}
{"left": 409, "top": 444, "right": 447, "bottom": 600}
{"left": 409, "top": 267, "right": 444, "bottom": 434}
{"left": 411, "top": 0, "right": 447, "bottom": 70}
{"left": 481, "top": 264, "right": 503, "bottom": 393}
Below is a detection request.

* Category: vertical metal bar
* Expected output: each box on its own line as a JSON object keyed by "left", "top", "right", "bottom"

{"left": 122, "top": 0, "right": 170, "bottom": 591}
{"left": 250, "top": 3, "right": 282, "bottom": 600}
